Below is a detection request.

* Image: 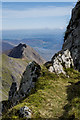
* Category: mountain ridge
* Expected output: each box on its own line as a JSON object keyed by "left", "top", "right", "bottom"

{"left": 8, "top": 43, "right": 45, "bottom": 65}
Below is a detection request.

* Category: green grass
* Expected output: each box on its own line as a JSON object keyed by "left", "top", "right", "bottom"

{"left": 2, "top": 66, "right": 80, "bottom": 119}
{"left": 2, "top": 54, "right": 29, "bottom": 101}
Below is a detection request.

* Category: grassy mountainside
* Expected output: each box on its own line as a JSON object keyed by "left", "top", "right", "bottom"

{"left": 2, "top": 54, "right": 29, "bottom": 101}
{"left": 2, "top": 66, "right": 80, "bottom": 119}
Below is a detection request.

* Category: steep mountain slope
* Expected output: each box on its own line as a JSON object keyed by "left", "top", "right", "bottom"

{"left": 8, "top": 43, "right": 45, "bottom": 65}
{"left": 2, "top": 67, "right": 80, "bottom": 119}
{"left": 62, "top": 1, "right": 80, "bottom": 71}
{"left": 46, "top": 1, "right": 80, "bottom": 74}
{"left": 2, "top": 54, "right": 29, "bottom": 101}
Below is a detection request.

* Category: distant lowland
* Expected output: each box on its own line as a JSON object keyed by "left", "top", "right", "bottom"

{"left": 2, "top": 29, "right": 65, "bottom": 61}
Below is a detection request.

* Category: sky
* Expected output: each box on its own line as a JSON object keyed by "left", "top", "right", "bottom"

{"left": 2, "top": 2, "right": 76, "bottom": 30}
{"left": 2, "top": 0, "right": 76, "bottom": 2}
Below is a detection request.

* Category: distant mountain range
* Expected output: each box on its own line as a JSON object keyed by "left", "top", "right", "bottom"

{"left": 2, "top": 29, "right": 65, "bottom": 60}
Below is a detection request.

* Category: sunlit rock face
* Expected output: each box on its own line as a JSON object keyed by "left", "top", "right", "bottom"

{"left": 62, "top": 1, "right": 80, "bottom": 71}
{"left": 50, "top": 49, "right": 74, "bottom": 74}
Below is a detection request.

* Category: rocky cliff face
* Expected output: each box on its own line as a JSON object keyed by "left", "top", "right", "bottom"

{"left": 8, "top": 61, "right": 41, "bottom": 107}
{"left": 63, "top": 1, "right": 80, "bottom": 71}
{"left": 46, "top": 1, "right": 80, "bottom": 74}
{"left": 8, "top": 43, "right": 45, "bottom": 65}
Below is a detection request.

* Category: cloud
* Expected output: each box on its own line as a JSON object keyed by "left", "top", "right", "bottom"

{"left": 3, "top": 0, "right": 76, "bottom": 2}
{"left": 3, "top": 5, "right": 73, "bottom": 19}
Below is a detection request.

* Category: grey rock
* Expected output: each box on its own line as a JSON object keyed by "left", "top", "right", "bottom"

{"left": 19, "top": 106, "right": 32, "bottom": 118}
{"left": 52, "top": 50, "right": 73, "bottom": 74}
{"left": 18, "top": 61, "right": 41, "bottom": 97}
{"left": 8, "top": 61, "right": 41, "bottom": 106}
{"left": 46, "top": 1, "right": 80, "bottom": 74}
{"left": 47, "top": 49, "right": 74, "bottom": 74}
{"left": 52, "top": 49, "right": 74, "bottom": 74}
{"left": 49, "top": 66, "right": 53, "bottom": 73}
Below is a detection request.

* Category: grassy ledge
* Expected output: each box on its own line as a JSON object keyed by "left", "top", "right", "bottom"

{"left": 2, "top": 66, "right": 80, "bottom": 119}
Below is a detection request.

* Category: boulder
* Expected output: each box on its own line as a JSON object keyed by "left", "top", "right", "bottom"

{"left": 49, "top": 66, "right": 54, "bottom": 73}
{"left": 19, "top": 106, "right": 32, "bottom": 118}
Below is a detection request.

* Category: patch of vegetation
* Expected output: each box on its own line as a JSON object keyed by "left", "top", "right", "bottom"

{"left": 2, "top": 54, "right": 29, "bottom": 101}
{"left": 2, "top": 66, "right": 13, "bottom": 100}
{"left": 2, "top": 66, "right": 80, "bottom": 119}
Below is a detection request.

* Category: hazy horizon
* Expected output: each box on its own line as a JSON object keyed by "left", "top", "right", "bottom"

{"left": 2, "top": 28, "right": 64, "bottom": 60}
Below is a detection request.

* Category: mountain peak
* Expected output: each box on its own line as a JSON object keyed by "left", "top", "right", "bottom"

{"left": 8, "top": 43, "right": 45, "bottom": 65}
{"left": 18, "top": 43, "right": 27, "bottom": 48}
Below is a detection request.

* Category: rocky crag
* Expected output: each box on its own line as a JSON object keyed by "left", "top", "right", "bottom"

{"left": 2, "top": 61, "right": 41, "bottom": 112}
{"left": 8, "top": 43, "right": 45, "bottom": 65}
{"left": 46, "top": 1, "right": 80, "bottom": 74}
{"left": 63, "top": 1, "right": 80, "bottom": 71}
{"left": 9, "top": 61, "right": 41, "bottom": 104}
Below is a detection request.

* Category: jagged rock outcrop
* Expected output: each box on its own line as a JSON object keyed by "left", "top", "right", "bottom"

{"left": 63, "top": 1, "right": 80, "bottom": 71}
{"left": 8, "top": 61, "right": 41, "bottom": 106}
{"left": 46, "top": 1, "right": 80, "bottom": 74}
{"left": 48, "top": 49, "right": 74, "bottom": 74}
{"left": 8, "top": 43, "right": 45, "bottom": 65}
